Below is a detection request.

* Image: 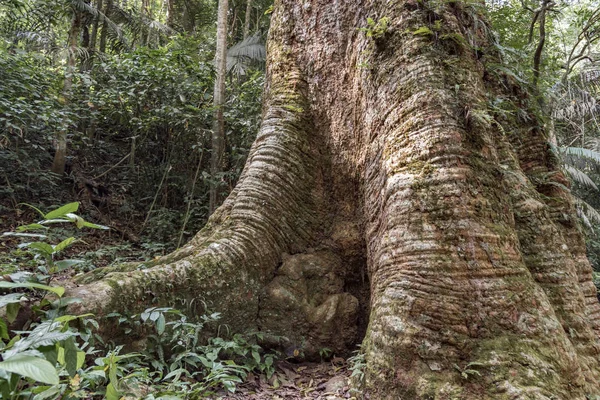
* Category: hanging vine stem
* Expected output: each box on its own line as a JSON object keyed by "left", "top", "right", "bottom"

{"left": 177, "top": 148, "right": 204, "bottom": 249}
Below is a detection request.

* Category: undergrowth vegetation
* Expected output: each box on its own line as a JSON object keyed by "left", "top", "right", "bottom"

{"left": 0, "top": 203, "right": 280, "bottom": 399}
{"left": 0, "top": 0, "right": 268, "bottom": 257}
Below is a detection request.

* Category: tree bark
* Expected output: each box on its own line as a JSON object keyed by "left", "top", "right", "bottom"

{"left": 87, "top": 0, "right": 103, "bottom": 69}
{"left": 52, "top": 9, "right": 82, "bottom": 175}
{"left": 209, "top": 0, "right": 229, "bottom": 214}
{"left": 69, "top": 0, "right": 600, "bottom": 397}
{"left": 166, "top": 0, "right": 175, "bottom": 27}
{"left": 98, "top": 0, "right": 112, "bottom": 53}
{"left": 243, "top": 0, "right": 252, "bottom": 39}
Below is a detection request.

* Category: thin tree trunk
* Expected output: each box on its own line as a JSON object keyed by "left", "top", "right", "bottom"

{"left": 52, "top": 10, "right": 82, "bottom": 175}
{"left": 243, "top": 0, "right": 252, "bottom": 40}
{"left": 88, "top": 0, "right": 103, "bottom": 65}
{"left": 98, "top": 0, "right": 112, "bottom": 53}
{"left": 532, "top": 0, "right": 553, "bottom": 89}
{"left": 166, "top": 0, "right": 175, "bottom": 27}
{"left": 69, "top": 0, "right": 600, "bottom": 397}
{"left": 209, "top": 0, "right": 228, "bottom": 214}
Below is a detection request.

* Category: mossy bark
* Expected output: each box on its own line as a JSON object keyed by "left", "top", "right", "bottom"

{"left": 69, "top": 0, "right": 600, "bottom": 397}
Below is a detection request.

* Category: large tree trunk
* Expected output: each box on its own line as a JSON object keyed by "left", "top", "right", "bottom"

{"left": 70, "top": 0, "right": 600, "bottom": 397}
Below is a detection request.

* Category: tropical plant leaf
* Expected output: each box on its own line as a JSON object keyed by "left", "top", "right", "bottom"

{"left": 226, "top": 34, "right": 265, "bottom": 77}
{"left": 44, "top": 202, "right": 79, "bottom": 219}
{"left": 0, "top": 293, "right": 24, "bottom": 309}
{"left": 563, "top": 147, "right": 600, "bottom": 163}
{"left": 54, "top": 259, "right": 84, "bottom": 271}
{"left": 564, "top": 165, "right": 598, "bottom": 190}
{"left": 54, "top": 237, "right": 76, "bottom": 253}
{"left": 576, "top": 198, "right": 600, "bottom": 228}
{"left": 0, "top": 354, "right": 59, "bottom": 385}
{"left": 0, "top": 282, "right": 65, "bottom": 297}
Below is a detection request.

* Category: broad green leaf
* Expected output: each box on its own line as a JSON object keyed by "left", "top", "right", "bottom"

{"left": 40, "top": 345, "right": 58, "bottom": 366}
{"left": 82, "top": 221, "right": 110, "bottom": 230}
{"left": 57, "top": 347, "right": 64, "bottom": 364}
{"left": 6, "top": 324, "right": 74, "bottom": 358}
{"left": 54, "top": 259, "right": 83, "bottom": 271}
{"left": 149, "top": 311, "right": 160, "bottom": 322}
{"left": 54, "top": 313, "right": 94, "bottom": 323}
{"left": 252, "top": 350, "right": 260, "bottom": 364}
{"left": 64, "top": 337, "right": 78, "bottom": 377}
{"left": 50, "top": 297, "right": 82, "bottom": 308}
{"left": 105, "top": 382, "right": 121, "bottom": 400}
{"left": 140, "top": 310, "right": 150, "bottom": 321}
{"left": 6, "top": 302, "right": 20, "bottom": 324}
{"left": 0, "top": 354, "right": 59, "bottom": 385}
{"left": 0, "top": 378, "right": 8, "bottom": 399}
{"left": 44, "top": 202, "right": 79, "bottom": 219}
{"left": 0, "top": 318, "right": 9, "bottom": 340}
{"left": 0, "top": 282, "right": 65, "bottom": 297}
{"left": 32, "top": 385, "right": 61, "bottom": 400}
{"left": 16, "top": 224, "right": 47, "bottom": 232}
{"left": 54, "top": 237, "right": 76, "bottom": 253}
{"left": 24, "top": 242, "right": 54, "bottom": 256}
{"left": 77, "top": 351, "right": 85, "bottom": 370}
{"left": 0, "top": 293, "right": 24, "bottom": 308}
{"left": 156, "top": 313, "right": 166, "bottom": 335}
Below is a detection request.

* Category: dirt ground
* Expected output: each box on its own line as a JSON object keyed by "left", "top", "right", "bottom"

{"left": 215, "top": 360, "right": 362, "bottom": 400}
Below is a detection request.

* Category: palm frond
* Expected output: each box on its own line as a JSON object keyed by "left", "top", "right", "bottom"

{"left": 226, "top": 34, "right": 265, "bottom": 76}
{"left": 575, "top": 197, "right": 600, "bottom": 229}
{"left": 563, "top": 147, "right": 600, "bottom": 164}
{"left": 564, "top": 164, "right": 599, "bottom": 190}
{"left": 69, "top": 0, "right": 125, "bottom": 46}
{"left": 14, "top": 30, "right": 54, "bottom": 46}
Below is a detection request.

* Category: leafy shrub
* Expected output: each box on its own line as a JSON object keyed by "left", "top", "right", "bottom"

{"left": 0, "top": 203, "right": 279, "bottom": 399}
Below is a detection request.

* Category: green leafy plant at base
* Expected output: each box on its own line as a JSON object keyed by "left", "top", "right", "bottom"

{"left": 0, "top": 203, "right": 281, "bottom": 399}
{"left": 107, "top": 307, "right": 281, "bottom": 397}
{"left": 347, "top": 347, "right": 366, "bottom": 394}
{"left": 1, "top": 202, "right": 108, "bottom": 279}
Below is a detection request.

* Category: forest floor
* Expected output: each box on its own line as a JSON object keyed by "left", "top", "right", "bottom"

{"left": 215, "top": 360, "right": 356, "bottom": 400}
{"left": 1, "top": 204, "right": 362, "bottom": 400}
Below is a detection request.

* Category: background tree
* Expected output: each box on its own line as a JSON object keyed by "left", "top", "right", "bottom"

{"left": 209, "top": 0, "right": 228, "bottom": 214}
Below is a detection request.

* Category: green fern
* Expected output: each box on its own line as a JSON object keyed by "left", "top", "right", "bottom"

{"left": 563, "top": 147, "right": 600, "bottom": 164}
{"left": 575, "top": 198, "right": 600, "bottom": 229}
{"left": 564, "top": 165, "right": 598, "bottom": 190}
{"left": 226, "top": 34, "right": 265, "bottom": 77}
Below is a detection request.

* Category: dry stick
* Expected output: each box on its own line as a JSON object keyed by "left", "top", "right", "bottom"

{"left": 92, "top": 152, "right": 131, "bottom": 180}
{"left": 141, "top": 163, "right": 172, "bottom": 231}
{"left": 3, "top": 173, "right": 17, "bottom": 208}
{"left": 177, "top": 149, "right": 204, "bottom": 248}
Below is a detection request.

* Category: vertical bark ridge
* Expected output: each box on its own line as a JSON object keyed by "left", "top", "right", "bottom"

{"left": 358, "top": 1, "right": 600, "bottom": 397}
{"left": 510, "top": 125, "right": 600, "bottom": 333}
{"left": 497, "top": 117, "right": 600, "bottom": 386}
